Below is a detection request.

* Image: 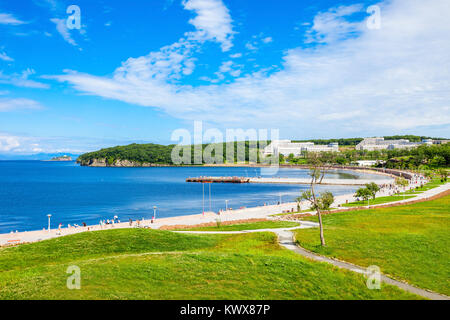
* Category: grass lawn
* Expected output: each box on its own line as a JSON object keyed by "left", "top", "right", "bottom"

{"left": 412, "top": 178, "right": 447, "bottom": 192}
{"left": 341, "top": 195, "right": 416, "bottom": 207}
{"left": 178, "top": 220, "right": 299, "bottom": 231}
{"left": 0, "top": 228, "right": 419, "bottom": 299}
{"left": 295, "top": 195, "right": 450, "bottom": 295}
{"left": 271, "top": 208, "right": 336, "bottom": 217}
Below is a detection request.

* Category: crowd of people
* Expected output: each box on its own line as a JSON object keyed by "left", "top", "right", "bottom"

{"left": 53, "top": 214, "right": 157, "bottom": 235}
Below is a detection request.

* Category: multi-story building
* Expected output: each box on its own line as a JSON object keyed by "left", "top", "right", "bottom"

{"left": 356, "top": 137, "right": 431, "bottom": 151}
{"left": 262, "top": 140, "right": 339, "bottom": 157}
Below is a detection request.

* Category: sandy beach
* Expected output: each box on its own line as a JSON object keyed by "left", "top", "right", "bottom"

{"left": 1, "top": 170, "right": 445, "bottom": 247}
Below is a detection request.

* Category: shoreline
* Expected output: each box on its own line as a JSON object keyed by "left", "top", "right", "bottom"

{"left": 0, "top": 167, "right": 418, "bottom": 245}
{"left": 3, "top": 177, "right": 441, "bottom": 247}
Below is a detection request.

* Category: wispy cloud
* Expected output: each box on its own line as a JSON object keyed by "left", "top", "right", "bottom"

{"left": 0, "top": 13, "right": 25, "bottom": 25}
{"left": 0, "top": 52, "right": 14, "bottom": 62}
{"left": 0, "top": 97, "right": 44, "bottom": 112}
{"left": 245, "top": 33, "right": 274, "bottom": 51}
{"left": 183, "top": 0, "right": 235, "bottom": 51}
{"left": 0, "top": 132, "right": 146, "bottom": 154}
{"left": 0, "top": 69, "right": 49, "bottom": 89}
{"left": 51, "top": 0, "right": 450, "bottom": 136}
{"left": 50, "top": 18, "right": 77, "bottom": 47}
{"left": 33, "top": 0, "right": 59, "bottom": 12}
{"left": 305, "top": 4, "right": 364, "bottom": 43}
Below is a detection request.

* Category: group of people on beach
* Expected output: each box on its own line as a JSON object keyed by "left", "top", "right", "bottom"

{"left": 374, "top": 174, "right": 428, "bottom": 197}
{"left": 99, "top": 215, "right": 120, "bottom": 228}
{"left": 47, "top": 211, "right": 159, "bottom": 236}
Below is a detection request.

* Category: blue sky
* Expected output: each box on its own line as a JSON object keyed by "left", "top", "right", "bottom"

{"left": 0, "top": 0, "right": 449, "bottom": 155}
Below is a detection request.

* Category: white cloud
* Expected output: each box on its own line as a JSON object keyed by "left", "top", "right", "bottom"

{"left": 245, "top": 42, "right": 257, "bottom": 51}
{"left": 305, "top": 4, "right": 364, "bottom": 44}
{"left": 0, "top": 69, "right": 49, "bottom": 89}
{"left": 229, "top": 53, "right": 242, "bottom": 58}
{"left": 0, "top": 97, "right": 43, "bottom": 112}
{"left": 51, "top": 0, "right": 450, "bottom": 137}
{"left": 0, "top": 132, "right": 149, "bottom": 155}
{"left": 182, "top": 0, "right": 234, "bottom": 51}
{"left": 0, "top": 52, "right": 13, "bottom": 62}
{"left": 0, "top": 135, "right": 21, "bottom": 152}
{"left": 50, "top": 18, "right": 77, "bottom": 47}
{"left": 245, "top": 33, "right": 273, "bottom": 51}
{"left": 0, "top": 13, "right": 25, "bottom": 25}
{"left": 59, "top": 0, "right": 234, "bottom": 86}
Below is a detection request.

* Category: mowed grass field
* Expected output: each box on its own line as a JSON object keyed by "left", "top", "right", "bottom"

{"left": 295, "top": 195, "right": 450, "bottom": 295}
{"left": 0, "top": 228, "right": 419, "bottom": 299}
{"left": 176, "top": 220, "right": 299, "bottom": 231}
{"left": 341, "top": 195, "right": 416, "bottom": 207}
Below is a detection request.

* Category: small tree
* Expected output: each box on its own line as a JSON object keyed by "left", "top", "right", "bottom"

{"left": 365, "top": 182, "right": 380, "bottom": 200}
{"left": 294, "top": 196, "right": 302, "bottom": 212}
{"left": 288, "top": 153, "right": 295, "bottom": 163}
{"left": 318, "top": 191, "right": 334, "bottom": 212}
{"left": 299, "top": 153, "right": 335, "bottom": 246}
{"left": 300, "top": 190, "right": 334, "bottom": 246}
{"left": 424, "top": 170, "right": 433, "bottom": 180}
{"left": 437, "top": 169, "right": 448, "bottom": 182}
{"left": 355, "top": 187, "right": 372, "bottom": 206}
{"left": 395, "top": 177, "right": 409, "bottom": 199}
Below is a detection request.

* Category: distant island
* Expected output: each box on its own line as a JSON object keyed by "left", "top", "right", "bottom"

{"left": 49, "top": 155, "right": 73, "bottom": 161}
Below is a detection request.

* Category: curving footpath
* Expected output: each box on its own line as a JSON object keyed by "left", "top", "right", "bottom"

{"left": 175, "top": 223, "right": 450, "bottom": 301}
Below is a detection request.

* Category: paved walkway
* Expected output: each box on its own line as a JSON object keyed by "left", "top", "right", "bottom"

{"left": 249, "top": 177, "right": 393, "bottom": 186}
{"left": 177, "top": 225, "right": 449, "bottom": 300}
{"left": 274, "top": 229, "right": 449, "bottom": 301}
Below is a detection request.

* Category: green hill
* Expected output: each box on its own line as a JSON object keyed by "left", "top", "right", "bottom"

{"left": 77, "top": 141, "right": 265, "bottom": 166}
{"left": 0, "top": 228, "right": 418, "bottom": 299}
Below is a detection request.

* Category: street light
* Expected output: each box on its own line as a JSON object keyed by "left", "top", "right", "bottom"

{"left": 279, "top": 193, "right": 282, "bottom": 204}
{"left": 225, "top": 200, "right": 229, "bottom": 211}
{"left": 153, "top": 206, "right": 157, "bottom": 220}
{"left": 47, "top": 214, "right": 52, "bottom": 233}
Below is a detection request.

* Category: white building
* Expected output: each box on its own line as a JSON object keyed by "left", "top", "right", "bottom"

{"left": 263, "top": 140, "right": 339, "bottom": 157}
{"left": 356, "top": 137, "right": 425, "bottom": 151}
{"left": 353, "top": 160, "right": 386, "bottom": 167}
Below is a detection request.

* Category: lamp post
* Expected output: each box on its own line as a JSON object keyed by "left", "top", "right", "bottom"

{"left": 47, "top": 214, "right": 52, "bottom": 233}
{"left": 279, "top": 193, "right": 282, "bottom": 205}
{"left": 225, "top": 200, "right": 229, "bottom": 211}
{"left": 202, "top": 183, "right": 205, "bottom": 216}
{"left": 153, "top": 206, "right": 157, "bottom": 220}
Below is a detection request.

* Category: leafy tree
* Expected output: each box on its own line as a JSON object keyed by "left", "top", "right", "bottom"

{"left": 395, "top": 177, "right": 410, "bottom": 199}
{"left": 294, "top": 196, "right": 302, "bottom": 212}
{"left": 424, "top": 170, "right": 433, "bottom": 179}
{"left": 365, "top": 182, "right": 380, "bottom": 200}
{"left": 299, "top": 153, "right": 333, "bottom": 246}
{"left": 354, "top": 187, "right": 372, "bottom": 202}
{"left": 317, "top": 191, "right": 334, "bottom": 212}
{"left": 431, "top": 155, "right": 446, "bottom": 168}
{"left": 287, "top": 153, "right": 295, "bottom": 163}
{"left": 437, "top": 169, "right": 448, "bottom": 182}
